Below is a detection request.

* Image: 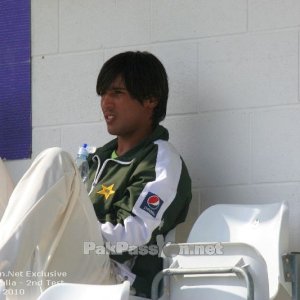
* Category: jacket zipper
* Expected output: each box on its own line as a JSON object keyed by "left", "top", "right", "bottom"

{"left": 88, "top": 155, "right": 134, "bottom": 196}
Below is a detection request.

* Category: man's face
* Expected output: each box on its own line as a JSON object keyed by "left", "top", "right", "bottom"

{"left": 100, "top": 76, "right": 154, "bottom": 139}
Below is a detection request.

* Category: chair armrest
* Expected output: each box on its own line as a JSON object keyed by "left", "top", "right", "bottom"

{"left": 151, "top": 265, "right": 254, "bottom": 300}
{"left": 151, "top": 241, "right": 269, "bottom": 300}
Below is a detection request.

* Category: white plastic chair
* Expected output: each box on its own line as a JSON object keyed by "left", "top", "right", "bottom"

{"left": 147, "top": 202, "right": 291, "bottom": 300}
{"left": 37, "top": 280, "right": 130, "bottom": 300}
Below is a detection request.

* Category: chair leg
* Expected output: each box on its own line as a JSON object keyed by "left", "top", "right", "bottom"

{"left": 282, "top": 252, "right": 300, "bottom": 300}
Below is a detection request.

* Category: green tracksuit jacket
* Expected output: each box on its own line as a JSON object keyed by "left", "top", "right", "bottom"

{"left": 86, "top": 125, "right": 192, "bottom": 297}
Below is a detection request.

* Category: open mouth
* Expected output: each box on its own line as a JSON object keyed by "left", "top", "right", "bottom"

{"left": 104, "top": 114, "right": 115, "bottom": 123}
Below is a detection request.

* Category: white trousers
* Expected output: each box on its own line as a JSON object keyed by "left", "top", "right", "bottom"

{"left": 0, "top": 148, "right": 115, "bottom": 300}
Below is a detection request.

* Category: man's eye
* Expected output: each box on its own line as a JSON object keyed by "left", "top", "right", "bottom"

{"left": 114, "top": 90, "right": 123, "bottom": 95}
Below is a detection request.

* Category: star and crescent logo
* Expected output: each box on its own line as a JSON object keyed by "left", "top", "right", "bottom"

{"left": 97, "top": 184, "right": 115, "bottom": 200}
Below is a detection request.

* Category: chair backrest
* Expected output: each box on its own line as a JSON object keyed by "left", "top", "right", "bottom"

{"left": 37, "top": 281, "right": 130, "bottom": 300}
{"left": 187, "top": 202, "right": 290, "bottom": 299}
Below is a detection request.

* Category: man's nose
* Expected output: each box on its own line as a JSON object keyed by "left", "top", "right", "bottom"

{"left": 101, "top": 94, "right": 113, "bottom": 109}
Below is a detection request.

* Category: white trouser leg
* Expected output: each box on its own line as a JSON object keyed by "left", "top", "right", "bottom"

{"left": 0, "top": 158, "right": 14, "bottom": 220}
{"left": 0, "top": 148, "right": 115, "bottom": 300}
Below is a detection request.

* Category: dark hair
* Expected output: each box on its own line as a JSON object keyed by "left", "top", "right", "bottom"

{"left": 96, "top": 51, "right": 169, "bottom": 127}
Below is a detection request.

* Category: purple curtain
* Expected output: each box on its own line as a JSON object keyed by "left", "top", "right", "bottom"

{"left": 0, "top": 0, "right": 31, "bottom": 160}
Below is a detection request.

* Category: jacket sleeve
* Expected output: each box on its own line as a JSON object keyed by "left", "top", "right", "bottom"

{"left": 100, "top": 140, "right": 186, "bottom": 248}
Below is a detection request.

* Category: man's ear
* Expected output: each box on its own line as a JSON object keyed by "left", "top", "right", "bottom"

{"left": 144, "top": 98, "right": 158, "bottom": 109}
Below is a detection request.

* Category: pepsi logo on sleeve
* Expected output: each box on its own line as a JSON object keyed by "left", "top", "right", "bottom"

{"left": 140, "top": 192, "right": 164, "bottom": 217}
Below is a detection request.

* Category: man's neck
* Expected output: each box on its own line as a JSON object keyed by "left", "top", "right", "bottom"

{"left": 116, "top": 128, "right": 153, "bottom": 156}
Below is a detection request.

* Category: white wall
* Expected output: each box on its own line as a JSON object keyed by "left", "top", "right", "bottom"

{"left": 5, "top": 0, "right": 300, "bottom": 248}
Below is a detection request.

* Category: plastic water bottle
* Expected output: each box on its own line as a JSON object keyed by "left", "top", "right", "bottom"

{"left": 75, "top": 143, "right": 89, "bottom": 183}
